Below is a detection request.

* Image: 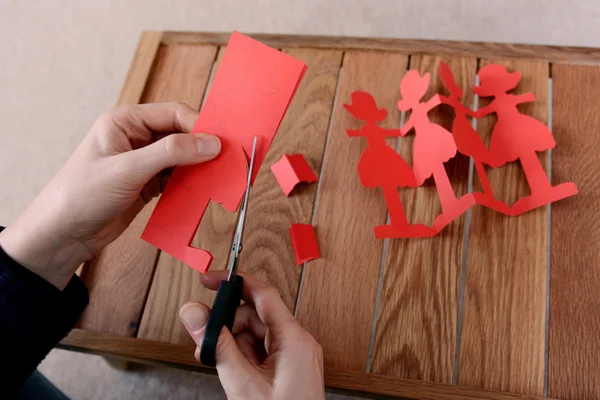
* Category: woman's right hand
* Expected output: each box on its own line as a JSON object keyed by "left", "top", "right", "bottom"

{"left": 179, "top": 271, "right": 325, "bottom": 400}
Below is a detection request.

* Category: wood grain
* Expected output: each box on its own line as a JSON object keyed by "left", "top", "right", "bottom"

{"left": 457, "top": 59, "right": 549, "bottom": 395}
{"left": 77, "top": 44, "right": 217, "bottom": 337}
{"left": 60, "top": 329, "right": 555, "bottom": 400}
{"left": 162, "top": 31, "right": 600, "bottom": 64}
{"left": 137, "top": 47, "right": 233, "bottom": 345}
{"left": 295, "top": 51, "right": 408, "bottom": 371}
{"left": 117, "top": 31, "right": 163, "bottom": 106}
{"left": 239, "top": 48, "right": 342, "bottom": 311}
{"left": 549, "top": 64, "right": 600, "bottom": 400}
{"left": 371, "top": 55, "right": 476, "bottom": 383}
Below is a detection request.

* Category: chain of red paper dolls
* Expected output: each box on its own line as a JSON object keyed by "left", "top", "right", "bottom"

{"left": 345, "top": 62, "right": 578, "bottom": 239}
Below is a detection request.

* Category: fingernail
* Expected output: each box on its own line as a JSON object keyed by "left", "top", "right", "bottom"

{"left": 180, "top": 304, "right": 209, "bottom": 333}
{"left": 196, "top": 135, "right": 221, "bottom": 157}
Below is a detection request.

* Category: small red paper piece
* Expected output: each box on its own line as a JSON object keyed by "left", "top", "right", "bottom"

{"left": 344, "top": 91, "right": 437, "bottom": 239}
{"left": 469, "top": 63, "right": 578, "bottom": 215}
{"left": 142, "top": 31, "right": 307, "bottom": 273}
{"left": 398, "top": 70, "right": 475, "bottom": 233}
{"left": 270, "top": 154, "right": 318, "bottom": 196}
{"left": 289, "top": 223, "right": 320, "bottom": 265}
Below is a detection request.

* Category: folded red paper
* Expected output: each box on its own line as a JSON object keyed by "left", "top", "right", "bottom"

{"left": 141, "top": 31, "right": 307, "bottom": 273}
{"left": 289, "top": 223, "right": 320, "bottom": 265}
{"left": 271, "top": 154, "right": 318, "bottom": 196}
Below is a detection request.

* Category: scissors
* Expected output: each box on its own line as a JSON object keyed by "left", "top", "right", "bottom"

{"left": 200, "top": 136, "right": 258, "bottom": 367}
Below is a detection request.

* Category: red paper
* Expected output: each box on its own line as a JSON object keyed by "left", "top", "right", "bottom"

{"left": 270, "top": 154, "right": 318, "bottom": 196}
{"left": 439, "top": 62, "right": 495, "bottom": 201}
{"left": 142, "top": 31, "right": 307, "bottom": 273}
{"left": 398, "top": 70, "right": 475, "bottom": 233}
{"left": 344, "top": 91, "right": 437, "bottom": 238}
{"left": 289, "top": 223, "right": 320, "bottom": 265}
{"left": 470, "top": 64, "right": 578, "bottom": 215}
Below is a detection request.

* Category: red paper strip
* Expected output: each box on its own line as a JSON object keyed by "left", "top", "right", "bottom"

{"left": 289, "top": 223, "right": 320, "bottom": 265}
{"left": 142, "top": 31, "right": 307, "bottom": 273}
{"left": 271, "top": 154, "right": 318, "bottom": 196}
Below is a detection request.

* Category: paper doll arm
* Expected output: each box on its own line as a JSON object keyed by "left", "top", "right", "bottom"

{"left": 425, "top": 94, "right": 442, "bottom": 110}
{"left": 399, "top": 117, "right": 415, "bottom": 136}
{"left": 514, "top": 93, "right": 536, "bottom": 105}
{"left": 346, "top": 128, "right": 364, "bottom": 137}
{"left": 382, "top": 128, "right": 403, "bottom": 136}
{"left": 472, "top": 103, "right": 495, "bottom": 118}
{"left": 439, "top": 94, "right": 451, "bottom": 105}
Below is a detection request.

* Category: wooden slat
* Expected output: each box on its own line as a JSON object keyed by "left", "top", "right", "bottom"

{"left": 77, "top": 44, "right": 217, "bottom": 336}
{"left": 457, "top": 60, "right": 549, "bottom": 395}
{"left": 549, "top": 64, "right": 600, "bottom": 400}
{"left": 137, "top": 47, "right": 231, "bottom": 345}
{"left": 60, "top": 329, "right": 556, "bottom": 400}
{"left": 117, "top": 31, "right": 163, "bottom": 106}
{"left": 239, "top": 48, "right": 342, "bottom": 310}
{"left": 371, "top": 55, "right": 476, "bottom": 383}
{"left": 162, "top": 31, "right": 600, "bottom": 64}
{"left": 295, "top": 51, "right": 408, "bottom": 371}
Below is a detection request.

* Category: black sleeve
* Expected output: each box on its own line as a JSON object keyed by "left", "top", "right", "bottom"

{"left": 0, "top": 227, "right": 89, "bottom": 393}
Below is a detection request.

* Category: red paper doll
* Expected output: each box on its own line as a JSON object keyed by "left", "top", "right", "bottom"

{"left": 398, "top": 70, "right": 475, "bottom": 232}
{"left": 438, "top": 62, "right": 497, "bottom": 204}
{"left": 472, "top": 64, "right": 578, "bottom": 215}
{"left": 344, "top": 91, "right": 435, "bottom": 238}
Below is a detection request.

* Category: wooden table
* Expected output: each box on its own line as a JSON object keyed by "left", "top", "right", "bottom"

{"left": 59, "top": 31, "right": 600, "bottom": 400}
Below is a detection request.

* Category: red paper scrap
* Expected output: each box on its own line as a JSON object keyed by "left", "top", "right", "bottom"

{"left": 142, "top": 31, "right": 307, "bottom": 273}
{"left": 469, "top": 63, "right": 577, "bottom": 215}
{"left": 344, "top": 91, "right": 436, "bottom": 239}
{"left": 289, "top": 223, "right": 320, "bottom": 265}
{"left": 271, "top": 154, "right": 318, "bottom": 196}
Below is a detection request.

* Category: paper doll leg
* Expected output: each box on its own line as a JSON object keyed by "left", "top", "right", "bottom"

{"left": 510, "top": 152, "right": 578, "bottom": 215}
{"left": 432, "top": 164, "right": 475, "bottom": 232}
{"left": 473, "top": 159, "right": 494, "bottom": 196}
{"left": 142, "top": 182, "right": 213, "bottom": 273}
{"left": 520, "top": 152, "right": 552, "bottom": 194}
{"left": 374, "top": 186, "right": 436, "bottom": 238}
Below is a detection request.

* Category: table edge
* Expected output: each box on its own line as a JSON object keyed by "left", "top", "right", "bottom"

{"left": 59, "top": 329, "right": 555, "bottom": 400}
{"left": 159, "top": 31, "right": 600, "bottom": 64}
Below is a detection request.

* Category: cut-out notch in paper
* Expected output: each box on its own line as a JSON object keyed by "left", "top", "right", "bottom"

{"left": 271, "top": 154, "right": 318, "bottom": 196}
{"left": 141, "top": 31, "right": 307, "bottom": 273}
{"left": 289, "top": 223, "right": 320, "bottom": 265}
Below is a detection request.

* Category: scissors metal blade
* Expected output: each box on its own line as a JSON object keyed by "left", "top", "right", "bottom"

{"left": 227, "top": 136, "right": 258, "bottom": 280}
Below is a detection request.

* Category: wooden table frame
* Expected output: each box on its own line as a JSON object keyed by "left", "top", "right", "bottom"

{"left": 59, "top": 31, "right": 600, "bottom": 400}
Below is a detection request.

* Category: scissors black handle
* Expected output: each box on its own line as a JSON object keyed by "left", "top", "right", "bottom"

{"left": 200, "top": 275, "right": 244, "bottom": 367}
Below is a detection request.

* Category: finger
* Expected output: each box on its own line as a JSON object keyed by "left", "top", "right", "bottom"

{"left": 201, "top": 271, "right": 298, "bottom": 335}
{"left": 118, "top": 133, "right": 221, "bottom": 186}
{"left": 179, "top": 301, "right": 211, "bottom": 341}
{"left": 111, "top": 102, "right": 199, "bottom": 135}
{"left": 179, "top": 302, "right": 261, "bottom": 377}
{"left": 232, "top": 304, "right": 268, "bottom": 339}
{"left": 234, "top": 331, "right": 262, "bottom": 365}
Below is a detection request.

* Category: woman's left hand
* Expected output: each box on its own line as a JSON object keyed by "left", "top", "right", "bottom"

{"left": 0, "top": 102, "right": 221, "bottom": 290}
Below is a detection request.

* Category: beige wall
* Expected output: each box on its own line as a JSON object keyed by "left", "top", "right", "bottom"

{"left": 1, "top": 0, "right": 598, "bottom": 224}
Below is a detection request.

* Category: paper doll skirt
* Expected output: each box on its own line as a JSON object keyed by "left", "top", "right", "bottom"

{"left": 488, "top": 117, "right": 556, "bottom": 165}
{"left": 358, "top": 147, "right": 416, "bottom": 188}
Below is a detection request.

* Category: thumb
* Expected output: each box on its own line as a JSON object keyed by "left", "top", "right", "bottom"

{"left": 179, "top": 302, "right": 258, "bottom": 379}
{"left": 120, "top": 133, "right": 221, "bottom": 184}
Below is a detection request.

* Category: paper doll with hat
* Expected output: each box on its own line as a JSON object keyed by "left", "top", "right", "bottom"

{"left": 398, "top": 70, "right": 475, "bottom": 232}
{"left": 344, "top": 91, "right": 436, "bottom": 238}
{"left": 471, "top": 64, "right": 578, "bottom": 215}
